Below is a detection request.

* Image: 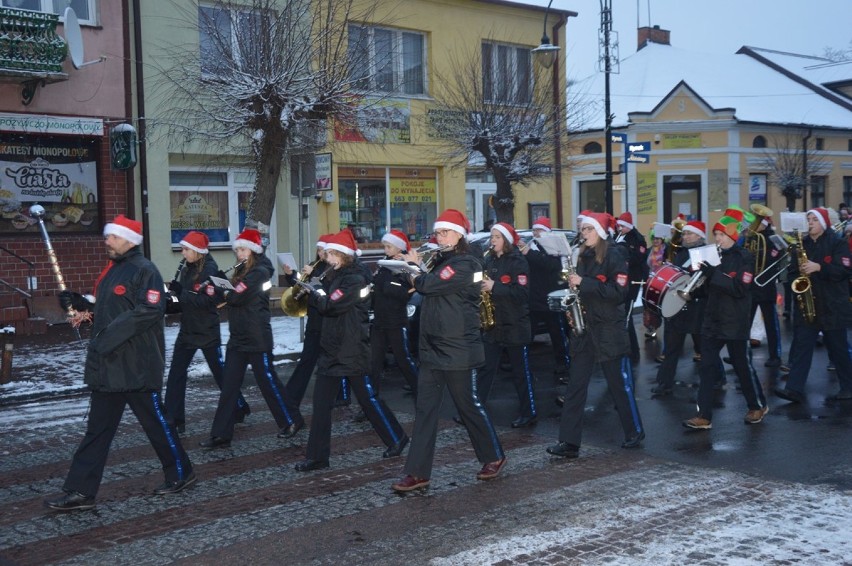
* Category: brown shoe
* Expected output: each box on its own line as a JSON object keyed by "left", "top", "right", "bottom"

{"left": 391, "top": 475, "right": 430, "bottom": 493}
{"left": 744, "top": 406, "right": 769, "bottom": 424}
{"left": 476, "top": 457, "right": 507, "bottom": 481}
{"left": 682, "top": 416, "right": 712, "bottom": 430}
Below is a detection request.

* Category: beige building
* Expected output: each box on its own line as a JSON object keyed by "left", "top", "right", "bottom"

{"left": 569, "top": 26, "right": 852, "bottom": 235}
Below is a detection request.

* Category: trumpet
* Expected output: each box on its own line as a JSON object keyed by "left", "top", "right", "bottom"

{"left": 281, "top": 259, "right": 334, "bottom": 318}
{"left": 677, "top": 245, "right": 722, "bottom": 302}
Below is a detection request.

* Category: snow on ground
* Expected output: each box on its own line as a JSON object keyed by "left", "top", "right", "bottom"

{"left": 0, "top": 316, "right": 304, "bottom": 401}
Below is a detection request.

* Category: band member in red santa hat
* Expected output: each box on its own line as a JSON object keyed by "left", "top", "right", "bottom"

{"left": 392, "top": 208, "right": 506, "bottom": 492}
{"left": 295, "top": 229, "right": 409, "bottom": 471}
{"left": 478, "top": 221, "right": 537, "bottom": 427}
{"left": 200, "top": 228, "right": 303, "bottom": 450}
{"left": 547, "top": 212, "right": 645, "bottom": 459}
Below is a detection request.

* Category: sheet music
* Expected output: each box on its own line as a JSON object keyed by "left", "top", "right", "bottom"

{"left": 276, "top": 252, "right": 298, "bottom": 271}
{"left": 652, "top": 222, "right": 672, "bottom": 239}
{"left": 536, "top": 233, "right": 572, "bottom": 257}
{"left": 688, "top": 244, "right": 721, "bottom": 270}
{"left": 208, "top": 276, "right": 235, "bottom": 290}
{"left": 779, "top": 212, "right": 808, "bottom": 233}
{"left": 377, "top": 259, "right": 423, "bottom": 276}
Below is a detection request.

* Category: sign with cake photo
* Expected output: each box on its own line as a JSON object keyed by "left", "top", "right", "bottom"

{"left": 0, "top": 136, "right": 100, "bottom": 236}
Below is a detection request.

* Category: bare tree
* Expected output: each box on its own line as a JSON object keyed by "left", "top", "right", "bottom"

{"left": 821, "top": 40, "right": 852, "bottom": 61}
{"left": 150, "top": 0, "right": 380, "bottom": 232}
{"left": 423, "top": 36, "right": 570, "bottom": 225}
{"left": 759, "top": 130, "right": 828, "bottom": 212}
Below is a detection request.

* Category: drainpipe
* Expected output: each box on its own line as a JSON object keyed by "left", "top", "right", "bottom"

{"left": 121, "top": 0, "right": 135, "bottom": 221}
{"left": 551, "top": 14, "right": 567, "bottom": 227}
{"left": 132, "top": 0, "right": 151, "bottom": 257}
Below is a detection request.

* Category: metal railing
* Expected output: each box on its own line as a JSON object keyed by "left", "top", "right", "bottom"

{"left": 0, "top": 7, "right": 67, "bottom": 74}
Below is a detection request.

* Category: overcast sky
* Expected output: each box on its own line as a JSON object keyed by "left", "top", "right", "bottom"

{"left": 518, "top": 0, "right": 852, "bottom": 80}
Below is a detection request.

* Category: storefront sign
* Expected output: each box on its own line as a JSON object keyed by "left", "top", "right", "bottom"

{"left": 335, "top": 98, "right": 410, "bottom": 144}
{"left": 636, "top": 172, "right": 657, "bottom": 215}
{"left": 0, "top": 136, "right": 100, "bottom": 235}
{"left": 0, "top": 113, "right": 103, "bottom": 136}
{"left": 170, "top": 191, "right": 230, "bottom": 244}
{"left": 748, "top": 174, "right": 767, "bottom": 202}
{"left": 315, "top": 153, "right": 332, "bottom": 190}
{"left": 661, "top": 133, "right": 701, "bottom": 150}
{"left": 389, "top": 178, "right": 436, "bottom": 203}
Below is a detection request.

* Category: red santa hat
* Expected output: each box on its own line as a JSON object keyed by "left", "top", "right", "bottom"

{"left": 316, "top": 234, "right": 332, "bottom": 249}
{"left": 492, "top": 222, "right": 519, "bottom": 246}
{"left": 103, "top": 215, "right": 143, "bottom": 245}
{"left": 616, "top": 211, "right": 634, "bottom": 230}
{"left": 233, "top": 228, "right": 263, "bottom": 254}
{"left": 682, "top": 220, "right": 706, "bottom": 240}
{"left": 325, "top": 229, "right": 361, "bottom": 256}
{"left": 807, "top": 207, "right": 830, "bottom": 230}
{"left": 581, "top": 212, "right": 610, "bottom": 240}
{"left": 532, "top": 216, "right": 552, "bottom": 232}
{"left": 433, "top": 208, "right": 470, "bottom": 235}
{"left": 179, "top": 231, "right": 209, "bottom": 254}
{"left": 723, "top": 208, "right": 744, "bottom": 225}
{"left": 381, "top": 229, "right": 410, "bottom": 252}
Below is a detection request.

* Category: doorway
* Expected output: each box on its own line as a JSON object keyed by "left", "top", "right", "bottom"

{"left": 663, "top": 175, "right": 701, "bottom": 221}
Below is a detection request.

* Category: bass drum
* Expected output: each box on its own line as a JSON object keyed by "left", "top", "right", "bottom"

{"left": 643, "top": 264, "right": 689, "bottom": 318}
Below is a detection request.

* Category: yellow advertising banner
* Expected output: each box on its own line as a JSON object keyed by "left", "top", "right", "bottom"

{"left": 389, "top": 178, "right": 436, "bottom": 203}
{"left": 637, "top": 172, "right": 657, "bottom": 215}
{"left": 662, "top": 133, "right": 701, "bottom": 149}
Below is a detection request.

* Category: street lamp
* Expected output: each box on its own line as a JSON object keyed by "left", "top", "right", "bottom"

{"left": 531, "top": 0, "right": 560, "bottom": 69}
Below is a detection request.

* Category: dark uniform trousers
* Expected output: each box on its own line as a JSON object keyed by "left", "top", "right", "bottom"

{"left": 212, "top": 349, "right": 300, "bottom": 440}
{"left": 625, "top": 286, "right": 641, "bottom": 360}
{"left": 404, "top": 365, "right": 504, "bottom": 480}
{"left": 697, "top": 337, "right": 764, "bottom": 420}
{"left": 285, "top": 330, "right": 322, "bottom": 404}
{"left": 655, "top": 322, "right": 691, "bottom": 388}
{"left": 558, "top": 352, "right": 643, "bottom": 447}
{"left": 370, "top": 325, "right": 419, "bottom": 396}
{"left": 306, "top": 374, "right": 406, "bottom": 462}
{"left": 64, "top": 390, "right": 193, "bottom": 497}
{"left": 479, "top": 341, "right": 536, "bottom": 419}
{"left": 530, "top": 309, "right": 570, "bottom": 372}
{"left": 786, "top": 326, "right": 852, "bottom": 393}
{"left": 165, "top": 344, "right": 249, "bottom": 428}
{"left": 750, "top": 300, "right": 782, "bottom": 360}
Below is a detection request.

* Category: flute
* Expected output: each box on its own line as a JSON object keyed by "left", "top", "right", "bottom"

{"left": 29, "top": 204, "right": 83, "bottom": 342}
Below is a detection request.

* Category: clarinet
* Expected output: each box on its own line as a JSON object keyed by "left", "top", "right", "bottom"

{"left": 165, "top": 258, "right": 186, "bottom": 313}
{"left": 173, "top": 258, "right": 186, "bottom": 282}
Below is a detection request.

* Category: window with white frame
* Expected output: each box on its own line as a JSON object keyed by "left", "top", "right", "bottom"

{"left": 348, "top": 24, "right": 426, "bottom": 96}
{"left": 199, "top": 4, "right": 267, "bottom": 78}
{"left": 1, "top": 0, "right": 96, "bottom": 24}
{"left": 169, "top": 169, "right": 256, "bottom": 248}
{"left": 809, "top": 175, "right": 826, "bottom": 208}
{"left": 481, "top": 41, "right": 532, "bottom": 105}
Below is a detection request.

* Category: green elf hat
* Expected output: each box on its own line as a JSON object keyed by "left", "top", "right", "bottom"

{"left": 713, "top": 215, "right": 741, "bottom": 241}
{"left": 727, "top": 204, "right": 755, "bottom": 225}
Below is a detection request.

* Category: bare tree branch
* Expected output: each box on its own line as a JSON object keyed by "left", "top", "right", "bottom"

{"left": 757, "top": 130, "right": 828, "bottom": 212}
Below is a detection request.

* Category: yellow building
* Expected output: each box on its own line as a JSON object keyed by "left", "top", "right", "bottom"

{"left": 569, "top": 26, "right": 852, "bottom": 235}
{"left": 136, "top": 0, "right": 574, "bottom": 276}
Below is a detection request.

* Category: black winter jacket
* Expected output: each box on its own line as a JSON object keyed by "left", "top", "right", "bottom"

{"left": 666, "top": 247, "right": 706, "bottom": 334}
{"left": 175, "top": 256, "right": 221, "bottom": 349}
{"left": 222, "top": 254, "right": 275, "bottom": 352}
{"left": 84, "top": 247, "right": 166, "bottom": 392}
{"left": 483, "top": 248, "right": 531, "bottom": 345}
{"left": 414, "top": 249, "right": 485, "bottom": 370}
{"left": 570, "top": 242, "right": 630, "bottom": 362}
{"left": 524, "top": 243, "right": 565, "bottom": 312}
{"left": 701, "top": 243, "right": 754, "bottom": 340}
{"left": 619, "top": 227, "right": 650, "bottom": 285}
{"left": 372, "top": 257, "right": 413, "bottom": 329}
{"left": 309, "top": 262, "right": 371, "bottom": 376}
{"left": 795, "top": 230, "right": 852, "bottom": 330}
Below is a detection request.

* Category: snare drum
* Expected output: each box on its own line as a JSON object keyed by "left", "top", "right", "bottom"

{"left": 643, "top": 264, "right": 689, "bottom": 318}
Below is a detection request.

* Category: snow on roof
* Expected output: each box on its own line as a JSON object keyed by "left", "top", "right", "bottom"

{"left": 571, "top": 42, "right": 852, "bottom": 131}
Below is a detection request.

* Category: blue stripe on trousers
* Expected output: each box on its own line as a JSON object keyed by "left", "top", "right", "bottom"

{"left": 262, "top": 352, "right": 294, "bottom": 425}
{"left": 151, "top": 391, "right": 186, "bottom": 481}
{"left": 620, "top": 357, "right": 643, "bottom": 434}
{"left": 362, "top": 375, "right": 399, "bottom": 444}
{"left": 470, "top": 368, "right": 504, "bottom": 459}
{"left": 401, "top": 327, "right": 419, "bottom": 377}
{"left": 521, "top": 345, "right": 536, "bottom": 416}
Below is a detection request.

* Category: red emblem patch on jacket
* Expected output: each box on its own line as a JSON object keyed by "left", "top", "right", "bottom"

{"left": 193, "top": 283, "right": 201, "bottom": 292}
{"left": 235, "top": 282, "right": 248, "bottom": 293}
{"left": 439, "top": 266, "right": 456, "bottom": 280}
{"left": 824, "top": 255, "right": 832, "bottom": 264}
{"left": 843, "top": 257, "right": 851, "bottom": 268}
{"left": 114, "top": 285, "right": 126, "bottom": 296}
{"left": 616, "top": 273, "right": 628, "bottom": 287}
{"left": 146, "top": 289, "right": 161, "bottom": 304}
{"left": 517, "top": 274, "right": 528, "bottom": 286}
{"left": 770, "top": 249, "right": 779, "bottom": 258}
{"left": 727, "top": 271, "right": 737, "bottom": 278}
{"left": 206, "top": 285, "right": 215, "bottom": 296}
{"left": 330, "top": 289, "right": 344, "bottom": 302}
{"left": 596, "top": 274, "right": 607, "bottom": 283}
{"left": 742, "top": 272, "right": 753, "bottom": 284}
{"left": 500, "top": 274, "right": 511, "bottom": 284}
{"left": 639, "top": 246, "right": 646, "bottom": 253}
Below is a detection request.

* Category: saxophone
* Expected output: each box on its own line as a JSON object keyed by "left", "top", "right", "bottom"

{"left": 480, "top": 248, "right": 496, "bottom": 331}
{"left": 559, "top": 249, "right": 586, "bottom": 336}
{"left": 791, "top": 230, "right": 816, "bottom": 323}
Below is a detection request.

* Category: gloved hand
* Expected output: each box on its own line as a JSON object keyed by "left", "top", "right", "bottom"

{"left": 168, "top": 280, "right": 183, "bottom": 295}
{"left": 58, "top": 290, "right": 94, "bottom": 312}
{"left": 698, "top": 261, "right": 716, "bottom": 278}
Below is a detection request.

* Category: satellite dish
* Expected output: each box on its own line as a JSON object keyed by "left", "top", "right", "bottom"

{"left": 63, "top": 8, "right": 104, "bottom": 69}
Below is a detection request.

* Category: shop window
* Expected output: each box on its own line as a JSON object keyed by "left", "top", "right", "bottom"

{"left": 169, "top": 169, "right": 255, "bottom": 247}
{"left": 2, "top": 0, "right": 97, "bottom": 24}
{"left": 338, "top": 167, "right": 437, "bottom": 247}
{"left": 482, "top": 41, "right": 532, "bottom": 105}
{"left": 348, "top": 24, "right": 426, "bottom": 96}
{"left": 578, "top": 180, "right": 606, "bottom": 218}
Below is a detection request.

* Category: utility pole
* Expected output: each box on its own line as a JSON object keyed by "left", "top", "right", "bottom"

{"left": 600, "top": 0, "right": 615, "bottom": 214}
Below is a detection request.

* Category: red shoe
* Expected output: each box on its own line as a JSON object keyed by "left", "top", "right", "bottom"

{"left": 476, "top": 457, "right": 507, "bottom": 481}
{"left": 391, "top": 475, "right": 430, "bottom": 493}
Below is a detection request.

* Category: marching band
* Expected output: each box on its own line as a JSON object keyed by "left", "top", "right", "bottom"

{"left": 41, "top": 203, "right": 852, "bottom": 510}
